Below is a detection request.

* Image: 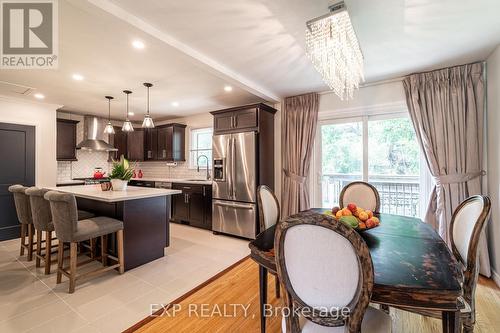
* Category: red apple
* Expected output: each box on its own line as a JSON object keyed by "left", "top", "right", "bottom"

{"left": 366, "top": 218, "right": 375, "bottom": 228}
{"left": 347, "top": 203, "right": 357, "bottom": 212}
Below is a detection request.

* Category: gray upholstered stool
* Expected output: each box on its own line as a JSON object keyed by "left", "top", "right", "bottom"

{"left": 26, "top": 187, "right": 97, "bottom": 274}
{"left": 44, "top": 190, "right": 124, "bottom": 293}
{"left": 8, "top": 185, "right": 35, "bottom": 261}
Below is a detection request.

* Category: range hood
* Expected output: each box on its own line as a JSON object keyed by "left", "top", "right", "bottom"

{"left": 76, "top": 116, "right": 118, "bottom": 151}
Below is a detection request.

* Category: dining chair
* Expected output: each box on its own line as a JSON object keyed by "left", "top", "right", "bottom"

{"left": 8, "top": 185, "right": 36, "bottom": 261}
{"left": 44, "top": 191, "right": 124, "bottom": 293}
{"left": 339, "top": 181, "right": 380, "bottom": 212}
{"left": 275, "top": 213, "right": 391, "bottom": 333}
{"left": 394, "top": 195, "right": 491, "bottom": 332}
{"left": 257, "top": 185, "right": 281, "bottom": 299}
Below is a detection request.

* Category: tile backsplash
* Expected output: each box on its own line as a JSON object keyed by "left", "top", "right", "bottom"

{"left": 129, "top": 161, "right": 208, "bottom": 180}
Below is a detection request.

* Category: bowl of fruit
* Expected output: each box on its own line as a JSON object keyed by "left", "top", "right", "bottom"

{"left": 324, "top": 203, "right": 380, "bottom": 231}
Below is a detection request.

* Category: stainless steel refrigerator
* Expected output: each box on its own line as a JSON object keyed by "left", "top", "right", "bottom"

{"left": 212, "top": 132, "right": 257, "bottom": 239}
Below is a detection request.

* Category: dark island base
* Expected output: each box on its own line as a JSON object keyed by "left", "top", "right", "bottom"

{"left": 76, "top": 196, "right": 170, "bottom": 271}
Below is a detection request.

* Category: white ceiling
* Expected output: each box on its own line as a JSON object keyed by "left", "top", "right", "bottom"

{"left": 104, "top": 0, "right": 500, "bottom": 96}
{"left": 1, "top": 0, "right": 499, "bottom": 119}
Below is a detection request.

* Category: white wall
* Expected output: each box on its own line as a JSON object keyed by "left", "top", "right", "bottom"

{"left": 0, "top": 96, "right": 59, "bottom": 187}
{"left": 318, "top": 79, "right": 406, "bottom": 115}
{"left": 487, "top": 45, "right": 500, "bottom": 283}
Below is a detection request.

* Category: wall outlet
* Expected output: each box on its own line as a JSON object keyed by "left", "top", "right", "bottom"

{"left": 166, "top": 162, "right": 177, "bottom": 167}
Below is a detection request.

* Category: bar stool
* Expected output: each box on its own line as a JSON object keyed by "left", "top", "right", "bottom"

{"left": 44, "top": 191, "right": 124, "bottom": 293}
{"left": 8, "top": 185, "right": 35, "bottom": 261}
{"left": 25, "top": 187, "right": 97, "bottom": 274}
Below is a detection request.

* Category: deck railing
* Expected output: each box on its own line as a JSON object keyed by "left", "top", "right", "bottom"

{"left": 321, "top": 173, "right": 420, "bottom": 217}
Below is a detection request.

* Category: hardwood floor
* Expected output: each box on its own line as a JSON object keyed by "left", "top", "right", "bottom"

{"left": 132, "top": 259, "right": 500, "bottom": 333}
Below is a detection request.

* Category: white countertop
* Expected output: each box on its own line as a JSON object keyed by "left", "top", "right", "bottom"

{"left": 131, "top": 177, "right": 212, "bottom": 185}
{"left": 45, "top": 185, "right": 181, "bottom": 203}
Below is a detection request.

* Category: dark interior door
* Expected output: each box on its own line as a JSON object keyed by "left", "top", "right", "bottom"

{"left": 0, "top": 123, "right": 35, "bottom": 241}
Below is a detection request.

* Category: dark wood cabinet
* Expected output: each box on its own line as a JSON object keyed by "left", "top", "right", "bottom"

{"left": 127, "top": 129, "right": 145, "bottom": 161}
{"left": 211, "top": 103, "right": 274, "bottom": 134}
{"left": 108, "top": 126, "right": 128, "bottom": 161}
{"left": 171, "top": 183, "right": 212, "bottom": 230}
{"left": 144, "top": 128, "right": 158, "bottom": 161}
{"left": 57, "top": 119, "right": 79, "bottom": 161}
{"left": 161, "top": 123, "right": 186, "bottom": 162}
{"left": 109, "top": 124, "right": 186, "bottom": 162}
{"left": 157, "top": 126, "right": 168, "bottom": 160}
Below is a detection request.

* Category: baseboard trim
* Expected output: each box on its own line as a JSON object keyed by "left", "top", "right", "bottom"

{"left": 491, "top": 268, "right": 500, "bottom": 288}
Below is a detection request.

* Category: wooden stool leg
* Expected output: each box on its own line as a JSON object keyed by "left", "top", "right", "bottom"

{"left": 90, "top": 238, "right": 96, "bottom": 259}
{"left": 117, "top": 230, "right": 124, "bottom": 274}
{"left": 101, "top": 235, "right": 107, "bottom": 266}
{"left": 35, "top": 230, "right": 42, "bottom": 267}
{"left": 69, "top": 242, "right": 78, "bottom": 293}
{"left": 44, "top": 231, "right": 52, "bottom": 275}
{"left": 57, "top": 241, "right": 64, "bottom": 284}
{"left": 27, "top": 224, "right": 34, "bottom": 261}
{"left": 20, "top": 224, "right": 26, "bottom": 256}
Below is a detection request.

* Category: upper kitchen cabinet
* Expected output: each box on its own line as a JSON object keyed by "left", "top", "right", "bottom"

{"left": 56, "top": 118, "right": 79, "bottom": 161}
{"left": 108, "top": 126, "right": 127, "bottom": 161}
{"left": 211, "top": 103, "right": 276, "bottom": 134}
{"left": 154, "top": 123, "right": 186, "bottom": 161}
{"left": 144, "top": 128, "right": 158, "bottom": 161}
{"left": 127, "top": 128, "right": 145, "bottom": 161}
{"left": 163, "top": 123, "right": 186, "bottom": 162}
{"left": 109, "top": 123, "right": 186, "bottom": 162}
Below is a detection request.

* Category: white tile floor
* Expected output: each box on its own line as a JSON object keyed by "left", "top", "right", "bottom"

{"left": 0, "top": 224, "right": 250, "bottom": 332}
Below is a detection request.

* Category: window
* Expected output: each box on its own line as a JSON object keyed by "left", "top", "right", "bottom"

{"left": 189, "top": 127, "right": 213, "bottom": 169}
{"left": 314, "top": 114, "right": 422, "bottom": 217}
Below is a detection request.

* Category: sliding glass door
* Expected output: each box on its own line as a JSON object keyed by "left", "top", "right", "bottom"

{"left": 314, "top": 114, "right": 422, "bottom": 217}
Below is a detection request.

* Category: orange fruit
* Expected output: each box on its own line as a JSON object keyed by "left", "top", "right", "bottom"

{"left": 342, "top": 208, "right": 352, "bottom": 216}
{"left": 371, "top": 216, "right": 380, "bottom": 224}
{"left": 358, "top": 211, "right": 369, "bottom": 221}
{"left": 366, "top": 210, "right": 373, "bottom": 218}
{"left": 335, "top": 210, "right": 343, "bottom": 219}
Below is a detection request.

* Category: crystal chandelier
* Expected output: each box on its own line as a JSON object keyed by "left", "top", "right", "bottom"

{"left": 305, "top": 2, "right": 364, "bottom": 100}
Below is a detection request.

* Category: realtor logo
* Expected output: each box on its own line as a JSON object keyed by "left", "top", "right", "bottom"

{"left": 1, "top": 0, "right": 58, "bottom": 68}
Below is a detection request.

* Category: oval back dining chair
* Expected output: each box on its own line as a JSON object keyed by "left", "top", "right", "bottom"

{"left": 339, "top": 181, "right": 380, "bottom": 212}
{"left": 257, "top": 185, "right": 280, "bottom": 232}
{"left": 450, "top": 195, "right": 491, "bottom": 332}
{"left": 8, "top": 184, "right": 35, "bottom": 261}
{"left": 391, "top": 195, "right": 490, "bottom": 333}
{"left": 257, "top": 184, "right": 282, "bottom": 299}
{"left": 275, "top": 213, "right": 391, "bottom": 333}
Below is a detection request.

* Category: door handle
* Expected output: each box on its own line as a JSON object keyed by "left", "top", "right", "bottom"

{"left": 227, "top": 138, "right": 233, "bottom": 198}
{"left": 232, "top": 137, "right": 236, "bottom": 199}
{"left": 163, "top": 150, "right": 166, "bottom": 158}
{"left": 213, "top": 201, "right": 254, "bottom": 210}
{"left": 203, "top": 186, "right": 206, "bottom": 197}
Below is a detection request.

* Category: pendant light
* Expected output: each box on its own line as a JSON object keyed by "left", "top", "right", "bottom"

{"left": 142, "top": 82, "right": 155, "bottom": 128}
{"left": 103, "top": 96, "right": 115, "bottom": 134}
{"left": 122, "top": 90, "right": 134, "bottom": 132}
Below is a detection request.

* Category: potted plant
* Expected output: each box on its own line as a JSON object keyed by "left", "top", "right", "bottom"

{"left": 109, "top": 155, "right": 134, "bottom": 191}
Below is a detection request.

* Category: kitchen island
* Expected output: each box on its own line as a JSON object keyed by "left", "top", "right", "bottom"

{"left": 46, "top": 185, "right": 181, "bottom": 270}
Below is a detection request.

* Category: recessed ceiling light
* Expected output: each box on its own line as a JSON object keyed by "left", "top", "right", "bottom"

{"left": 72, "top": 73, "right": 84, "bottom": 81}
{"left": 132, "top": 40, "right": 145, "bottom": 49}
{"left": 224, "top": 85, "right": 233, "bottom": 92}
{"left": 34, "top": 93, "right": 45, "bottom": 99}
{"left": 171, "top": 101, "right": 179, "bottom": 107}
{"left": 128, "top": 112, "right": 135, "bottom": 116}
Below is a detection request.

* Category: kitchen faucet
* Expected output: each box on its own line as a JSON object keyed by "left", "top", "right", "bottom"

{"left": 197, "top": 155, "right": 211, "bottom": 180}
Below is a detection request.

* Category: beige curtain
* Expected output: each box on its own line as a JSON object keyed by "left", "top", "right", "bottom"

{"left": 281, "top": 93, "right": 319, "bottom": 218}
{"left": 403, "top": 62, "right": 491, "bottom": 276}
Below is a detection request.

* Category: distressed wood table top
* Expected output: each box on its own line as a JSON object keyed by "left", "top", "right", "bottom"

{"left": 249, "top": 209, "right": 463, "bottom": 310}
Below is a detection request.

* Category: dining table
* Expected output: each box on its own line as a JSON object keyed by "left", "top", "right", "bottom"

{"left": 249, "top": 209, "right": 464, "bottom": 333}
